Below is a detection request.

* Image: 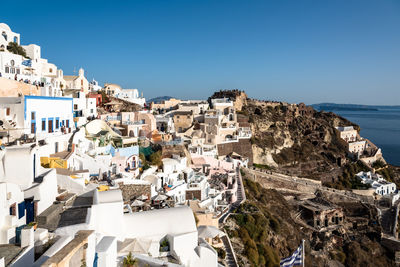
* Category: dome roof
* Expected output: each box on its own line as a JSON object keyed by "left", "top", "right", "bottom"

{"left": 0, "top": 23, "right": 12, "bottom": 32}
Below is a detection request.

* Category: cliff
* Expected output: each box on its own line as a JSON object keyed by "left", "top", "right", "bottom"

{"left": 244, "top": 99, "right": 360, "bottom": 182}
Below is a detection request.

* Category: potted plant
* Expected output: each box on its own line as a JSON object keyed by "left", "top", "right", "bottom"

{"left": 159, "top": 238, "right": 169, "bottom": 252}
{"left": 123, "top": 252, "right": 138, "bottom": 267}
{"left": 28, "top": 221, "right": 38, "bottom": 230}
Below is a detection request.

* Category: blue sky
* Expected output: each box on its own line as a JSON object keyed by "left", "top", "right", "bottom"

{"left": 2, "top": 0, "right": 400, "bottom": 104}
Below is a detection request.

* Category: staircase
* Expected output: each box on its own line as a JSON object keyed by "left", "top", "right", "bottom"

{"left": 219, "top": 167, "right": 246, "bottom": 223}
{"left": 221, "top": 235, "right": 238, "bottom": 267}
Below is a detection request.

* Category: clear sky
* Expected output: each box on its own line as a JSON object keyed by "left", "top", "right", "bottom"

{"left": 2, "top": 0, "right": 400, "bottom": 104}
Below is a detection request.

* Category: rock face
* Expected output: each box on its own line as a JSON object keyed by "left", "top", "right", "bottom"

{"left": 243, "top": 98, "right": 358, "bottom": 182}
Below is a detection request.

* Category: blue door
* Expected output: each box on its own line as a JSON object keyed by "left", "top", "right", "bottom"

{"left": 93, "top": 252, "right": 98, "bottom": 267}
{"left": 15, "top": 225, "right": 25, "bottom": 244}
{"left": 25, "top": 199, "right": 34, "bottom": 224}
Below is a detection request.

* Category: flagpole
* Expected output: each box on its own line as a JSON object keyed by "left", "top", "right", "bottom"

{"left": 302, "top": 239, "right": 305, "bottom": 267}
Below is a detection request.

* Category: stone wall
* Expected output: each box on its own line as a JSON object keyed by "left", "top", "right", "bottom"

{"left": 217, "top": 139, "right": 253, "bottom": 165}
{"left": 186, "top": 190, "right": 202, "bottom": 201}
{"left": 118, "top": 183, "right": 151, "bottom": 202}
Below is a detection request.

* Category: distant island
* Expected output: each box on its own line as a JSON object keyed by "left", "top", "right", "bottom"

{"left": 312, "top": 103, "right": 400, "bottom": 112}
{"left": 147, "top": 96, "right": 174, "bottom": 104}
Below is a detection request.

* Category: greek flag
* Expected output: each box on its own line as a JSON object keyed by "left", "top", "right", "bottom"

{"left": 22, "top": 59, "right": 32, "bottom": 67}
{"left": 280, "top": 242, "right": 303, "bottom": 267}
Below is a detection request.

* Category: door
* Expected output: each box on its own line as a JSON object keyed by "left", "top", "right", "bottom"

{"left": 31, "top": 122, "right": 36, "bottom": 134}
{"left": 48, "top": 119, "right": 53, "bottom": 133}
{"left": 25, "top": 199, "right": 35, "bottom": 224}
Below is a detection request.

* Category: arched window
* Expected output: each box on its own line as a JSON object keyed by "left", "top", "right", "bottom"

{"left": 13, "top": 36, "right": 18, "bottom": 43}
{"left": 49, "top": 68, "right": 53, "bottom": 73}
{"left": 0, "top": 45, "right": 4, "bottom": 51}
{"left": 1, "top": 31, "right": 7, "bottom": 41}
{"left": 10, "top": 60, "right": 15, "bottom": 66}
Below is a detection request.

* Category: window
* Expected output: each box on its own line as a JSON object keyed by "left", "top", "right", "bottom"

{"left": 74, "top": 104, "right": 78, "bottom": 110}
{"left": 42, "top": 119, "right": 46, "bottom": 131}
{"left": 6, "top": 108, "right": 10, "bottom": 116}
{"left": 9, "top": 203, "right": 16, "bottom": 216}
{"left": 56, "top": 118, "right": 59, "bottom": 129}
{"left": 10, "top": 60, "right": 15, "bottom": 66}
{"left": 81, "top": 80, "right": 83, "bottom": 86}
{"left": 90, "top": 109, "right": 93, "bottom": 113}
{"left": 16, "top": 69, "right": 20, "bottom": 74}
{"left": 5, "top": 66, "right": 9, "bottom": 73}
{"left": 66, "top": 120, "right": 69, "bottom": 128}
{"left": 10, "top": 68, "right": 15, "bottom": 74}
{"left": 13, "top": 36, "right": 18, "bottom": 43}
{"left": 49, "top": 68, "right": 53, "bottom": 73}
{"left": 2, "top": 31, "right": 7, "bottom": 41}
{"left": 31, "top": 112, "right": 35, "bottom": 120}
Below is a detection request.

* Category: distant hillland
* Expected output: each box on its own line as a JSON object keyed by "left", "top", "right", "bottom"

{"left": 147, "top": 96, "right": 173, "bottom": 104}
{"left": 312, "top": 103, "right": 400, "bottom": 112}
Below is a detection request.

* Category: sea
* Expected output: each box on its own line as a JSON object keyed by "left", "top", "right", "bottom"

{"left": 331, "top": 108, "right": 400, "bottom": 167}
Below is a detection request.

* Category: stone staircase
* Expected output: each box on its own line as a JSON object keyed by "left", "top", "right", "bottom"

{"left": 221, "top": 235, "right": 238, "bottom": 267}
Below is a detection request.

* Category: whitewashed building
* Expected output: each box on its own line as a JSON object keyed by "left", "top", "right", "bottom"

{"left": 356, "top": 171, "right": 397, "bottom": 196}
{"left": 0, "top": 96, "right": 74, "bottom": 143}
{"left": 336, "top": 126, "right": 357, "bottom": 142}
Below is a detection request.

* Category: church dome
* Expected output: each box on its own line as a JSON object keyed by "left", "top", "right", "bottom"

{"left": 0, "top": 23, "right": 12, "bottom": 32}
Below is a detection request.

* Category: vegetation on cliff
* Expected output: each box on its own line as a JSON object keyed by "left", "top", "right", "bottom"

{"left": 225, "top": 172, "right": 395, "bottom": 267}
{"left": 226, "top": 177, "right": 303, "bottom": 267}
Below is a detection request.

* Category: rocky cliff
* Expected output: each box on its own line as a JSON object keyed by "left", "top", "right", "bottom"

{"left": 244, "top": 98, "right": 360, "bottom": 182}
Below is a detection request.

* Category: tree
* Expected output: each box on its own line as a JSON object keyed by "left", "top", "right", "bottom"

{"left": 7, "top": 42, "right": 28, "bottom": 58}
{"left": 123, "top": 252, "right": 138, "bottom": 267}
{"left": 149, "top": 150, "right": 162, "bottom": 167}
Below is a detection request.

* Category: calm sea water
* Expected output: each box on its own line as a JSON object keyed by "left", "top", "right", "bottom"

{"left": 332, "top": 108, "right": 400, "bottom": 166}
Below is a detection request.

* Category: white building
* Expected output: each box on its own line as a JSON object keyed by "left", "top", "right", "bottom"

{"left": 63, "top": 89, "right": 97, "bottom": 126}
{"left": 0, "top": 23, "right": 20, "bottom": 50}
{"left": 54, "top": 190, "right": 218, "bottom": 267}
{"left": 115, "top": 88, "right": 146, "bottom": 106}
{"left": 348, "top": 140, "right": 366, "bottom": 155}
{"left": 0, "top": 95, "right": 74, "bottom": 143}
{"left": 0, "top": 23, "right": 63, "bottom": 97}
{"left": 336, "top": 126, "right": 357, "bottom": 143}
{"left": 356, "top": 171, "right": 397, "bottom": 196}
{"left": 89, "top": 79, "right": 102, "bottom": 92}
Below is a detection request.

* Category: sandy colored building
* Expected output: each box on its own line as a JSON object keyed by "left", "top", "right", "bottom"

{"left": 173, "top": 111, "right": 194, "bottom": 133}
{"left": 64, "top": 68, "right": 89, "bottom": 94}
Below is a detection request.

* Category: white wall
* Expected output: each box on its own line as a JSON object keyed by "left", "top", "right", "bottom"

{"left": 0, "top": 182, "right": 26, "bottom": 244}
{"left": 23, "top": 169, "right": 57, "bottom": 215}
{"left": 96, "top": 236, "right": 117, "bottom": 267}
